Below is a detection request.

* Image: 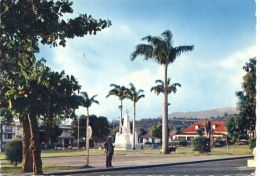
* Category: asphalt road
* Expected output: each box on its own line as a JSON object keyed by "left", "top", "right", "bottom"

{"left": 73, "top": 158, "right": 255, "bottom": 176}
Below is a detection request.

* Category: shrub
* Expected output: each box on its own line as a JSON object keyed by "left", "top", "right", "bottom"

{"left": 215, "top": 137, "right": 225, "bottom": 147}
{"left": 179, "top": 140, "right": 188, "bottom": 147}
{"left": 238, "top": 134, "right": 248, "bottom": 140}
{"left": 193, "top": 136, "right": 210, "bottom": 153}
{"left": 249, "top": 138, "right": 256, "bottom": 150}
{"left": 5, "top": 140, "right": 22, "bottom": 167}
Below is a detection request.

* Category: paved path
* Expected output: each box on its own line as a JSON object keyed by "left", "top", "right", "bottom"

{"left": 42, "top": 155, "right": 254, "bottom": 175}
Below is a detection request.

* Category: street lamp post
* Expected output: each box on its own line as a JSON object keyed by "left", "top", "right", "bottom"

{"left": 77, "top": 116, "right": 79, "bottom": 149}
{"left": 0, "top": 117, "right": 2, "bottom": 153}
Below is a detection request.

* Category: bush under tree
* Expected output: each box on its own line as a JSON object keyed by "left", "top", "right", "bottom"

{"left": 249, "top": 138, "right": 256, "bottom": 150}
{"left": 193, "top": 136, "right": 211, "bottom": 153}
{"left": 179, "top": 140, "right": 188, "bottom": 147}
{"left": 5, "top": 140, "right": 22, "bottom": 167}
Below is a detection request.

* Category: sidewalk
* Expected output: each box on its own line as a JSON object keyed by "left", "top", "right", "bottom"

{"left": 43, "top": 155, "right": 253, "bottom": 175}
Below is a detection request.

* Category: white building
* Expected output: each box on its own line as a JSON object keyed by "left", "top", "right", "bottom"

{"left": 0, "top": 120, "right": 22, "bottom": 151}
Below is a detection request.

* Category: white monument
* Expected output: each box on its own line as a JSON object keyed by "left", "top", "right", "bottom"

{"left": 114, "top": 110, "right": 141, "bottom": 150}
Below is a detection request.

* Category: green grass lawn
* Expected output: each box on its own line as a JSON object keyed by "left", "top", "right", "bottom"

{"left": 0, "top": 144, "right": 253, "bottom": 174}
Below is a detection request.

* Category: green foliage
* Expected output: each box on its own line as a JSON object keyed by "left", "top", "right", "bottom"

{"left": 249, "top": 138, "right": 256, "bottom": 150}
{"left": 215, "top": 137, "right": 225, "bottom": 147}
{"left": 39, "top": 124, "right": 62, "bottom": 146}
{"left": 225, "top": 116, "right": 246, "bottom": 143}
{"left": 151, "top": 125, "right": 163, "bottom": 139}
{"left": 151, "top": 78, "right": 181, "bottom": 95}
{"left": 5, "top": 140, "right": 22, "bottom": 167}
{"left": 179, "top": 140, "right": 188, "bottom": 147}
{"left": 196, "top": 127, "right": 204, "bottom": 136}
{"left": 71, "top": 114, "right": 110, "bottom": 142}
{"left": 235, "top": 57, "right": 256, "bottom": 133}
{"left": 193, "top": 136, "right": 210, "bottom": 153}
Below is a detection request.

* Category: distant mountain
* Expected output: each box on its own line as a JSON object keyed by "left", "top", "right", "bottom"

{"left": 168, "top": 107, "right": 239, "bottom": 119}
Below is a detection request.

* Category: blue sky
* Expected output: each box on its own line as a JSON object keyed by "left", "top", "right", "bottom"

{"left": 37, "top": 0, "right": 256, "bottom": 122}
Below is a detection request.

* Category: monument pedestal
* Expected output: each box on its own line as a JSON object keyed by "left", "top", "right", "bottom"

{"left": 247, "top": 159, "right": 256, "bottom": 167}
{"left": 114, "top": 111, "right": 142, "bottom": 150}
{"left": 247, "top": 147, "right": 256, "bottom": 167}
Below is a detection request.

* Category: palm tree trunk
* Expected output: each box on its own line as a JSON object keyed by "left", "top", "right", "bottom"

{"left": 29, "top": 112, "right": 43, "bottom": 175}
{"left": 162, "top": 64, "right": 169, "bottom": 154}
{"left": 132, "top": 102, "right": 136, "bottom": 150}
{"left": 86, "top": 108, "right": 90, "bottom": 166}
{"left": 19, "top": 115, "right": 33, "bottom": 172}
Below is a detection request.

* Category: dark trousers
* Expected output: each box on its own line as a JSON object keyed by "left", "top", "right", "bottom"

{"left": 106, "top": 151, "right": 113, "bottom": 167}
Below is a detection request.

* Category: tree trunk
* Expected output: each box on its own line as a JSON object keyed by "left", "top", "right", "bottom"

{"left": 132, "top": 102, "right": 136, "bottom": 150}
{"left": 19, "top": 115, "right": 33, "bottom": 172}
{"left": 162, "top": 64, "right": 169, "bottom": 154}
{"left": 29, "top": 112, "right": 43, "bottom": 175}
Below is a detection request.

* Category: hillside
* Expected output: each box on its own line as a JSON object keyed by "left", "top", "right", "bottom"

{"left": 168, "top": 107, "right": 239, "bottom": 119}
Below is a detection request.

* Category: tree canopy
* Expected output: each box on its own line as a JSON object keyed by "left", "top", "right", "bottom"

{"left": 1, "top": 0, "right": 111, "bottom": 174}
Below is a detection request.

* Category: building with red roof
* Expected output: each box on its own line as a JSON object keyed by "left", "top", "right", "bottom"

{"left": 175, "top": 121, "right": 227, "bottom": 141}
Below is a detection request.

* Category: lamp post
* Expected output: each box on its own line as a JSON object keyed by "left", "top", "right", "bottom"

{"left": 0, "top": 117, "right": 2, "bottom": 153}
{"left": 77, "top": 116, "right": 79, "bottom": 149}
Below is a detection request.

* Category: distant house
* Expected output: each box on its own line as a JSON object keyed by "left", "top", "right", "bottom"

{"left": 57, "top": 124, "right": 75, "bottom": 147}
{"left": 175, "top": 121, "right": 227, "bottom": 142}
{"left": 0, "top": 120, "right": 22, "bottom": 151}
{"left": 169, "top": 130, "right": 178, "bottom": 142}
{"left": 141, "top": 130, "right": 178, "bottom": 144}
{"left": 141, "top": 131, "right": 161, "bottom": 144}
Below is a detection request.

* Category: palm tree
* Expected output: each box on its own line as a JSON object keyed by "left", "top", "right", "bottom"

{"left": 79, "top": 91, "right": 99, "bottom": 166}
{"left": 131, "top": 30, "right": 193, "bottom": 154}
{"left": 106, "top": 84, "right": 128, "bottom": 134}
{"left": 151, "top": 78, "right": 181, "bottom": 95}
{"left": 124, "top": 83, "right": 145, "bottom": 150}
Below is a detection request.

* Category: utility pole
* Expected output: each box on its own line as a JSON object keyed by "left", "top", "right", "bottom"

{"left": 77, "top": 116, "right": 79, "bottom": 149}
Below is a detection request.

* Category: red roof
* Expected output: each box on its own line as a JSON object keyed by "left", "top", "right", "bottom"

{"left": 142, "top": 131, "right": 153, "bottom": 138}
{"left": 180, "top": 121, "right": 226, "bottom": 135}
{"left": 169, "top": 130, "right": 177, "bottom": 137}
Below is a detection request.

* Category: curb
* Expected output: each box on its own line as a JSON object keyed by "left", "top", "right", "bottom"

{"left": 46, "top": 155, "right": 253, "bottom": 175}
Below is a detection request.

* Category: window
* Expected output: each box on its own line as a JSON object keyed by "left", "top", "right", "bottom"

{"left": 5, "top": 126, "right": 12, "bottom": 132}
{"left": 5, "top": 134, "right": 12, "bottom": 139}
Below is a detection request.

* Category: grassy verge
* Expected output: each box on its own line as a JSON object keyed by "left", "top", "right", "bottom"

{"left": 0, "top": 163, "right": 84, "bottom": 174}
{"left": 0, "top": 144, "right": 252, "bottom": 174}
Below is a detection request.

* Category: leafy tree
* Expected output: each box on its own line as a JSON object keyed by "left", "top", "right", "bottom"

{"left": 249, "top": 138, "right": 256, "bottom": 150}
{"left": 151, "top": 125, "right": 170, "bottom": 140}
{"left": 106, "top": 84, "right": 128, "bottom": 134}
{"left": 124, "top": 83, "right": 145, "bottom": 150}
{"left": 71, "top": 114, "right": 110, "bottom": 142}
{"left": 39, "top": 124, "right": 62, "bottom": 147}
{"left": 225, "top": 116, "right": 245, "bottom": 143}
{"left": 1, "top": 0, "right": 111, "bottom": 174}
{"left": 193, "top": 136, "right": 210, "bottom": 153}
{"left": 235, "top": 57, "right": 256, "bottom": 138}
{"left": 151, "top": 125, "right": 163, "bottom": 139}
{"left": 4, "top": 59, "right": 82, "bottom": 172}
{"left": 130, "top": 29, "right": 193, "bottom": 155}
{"left": 5, "top": 140, "right": 22, "bottom": 167}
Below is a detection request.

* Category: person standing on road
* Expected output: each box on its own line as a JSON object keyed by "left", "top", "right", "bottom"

{"left": 104, "top": 136, "right": 114, "bottom": 168}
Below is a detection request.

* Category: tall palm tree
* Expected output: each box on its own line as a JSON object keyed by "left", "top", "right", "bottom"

{"left": 79, "top": 91, "right": 99, "bottom": 166}
{"left": 124, "top": 83, "right": 145, "bottom": 150}
{"left": 106, "top": 84, "right": 128, "bottom": 134}
{"left": 131, "top": 30, "right": 193, "bottom": 154}
{"left": 151, "top": 78, "right": 181, "bottom": 95}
